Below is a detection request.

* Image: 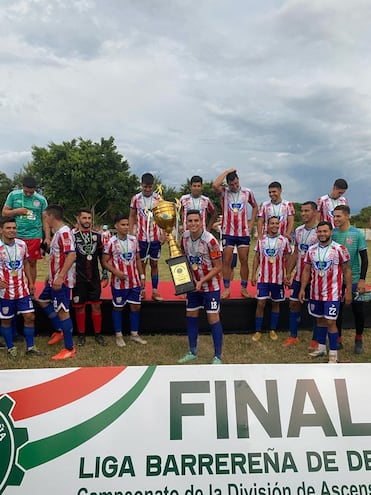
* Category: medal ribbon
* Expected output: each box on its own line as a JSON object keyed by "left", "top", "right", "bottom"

{"left": 4, "top": 242, "right": 18, "bottom": 274}
{"left": 317, "top": 244, "right": 331, "bottom": 271}
{"left": 79, "top": 230, "right": 93, "bottom": 256}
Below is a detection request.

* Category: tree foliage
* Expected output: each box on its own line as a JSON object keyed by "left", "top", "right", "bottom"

{"left": 350, "top": 206, "right": 371, "bottom": 228}
{"left": 0, "top": 172, "right": 14, "bottom": 208}
{"left": 178, "top": 179, "right": 221, "bottom": 212}
{"left": 22, "top": 137, "right": 139, "bottom": 225}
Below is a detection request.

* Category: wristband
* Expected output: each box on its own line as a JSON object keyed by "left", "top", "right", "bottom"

{"left": 140, "top": 274, "right": 145, "bottom": 280}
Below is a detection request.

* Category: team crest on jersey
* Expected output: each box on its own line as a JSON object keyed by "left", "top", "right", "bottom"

{"left": 121, "top": 252, "right": 133, "bottom": 262}
{"left": 189, "top": 255, "right": 201, "bottom": 266}
{"left": 314, "top": 260, "right": 332, "bottom": 271}
{"left": 230, "top": 203, "right": 243, "bottom": 212}
{"left": 346, "top": 237, "right": 353, "bottom": 245}
{"left": 299, "top": 243, "right": 309, "bottom": 253}
{"left": 33, "top": 200, "right": 41, "bottom": 207}
{"left": 264, "top": 248, "right": 278, "bottom": 258}
{"left": 4, "top": 260, "right": 22, "bottom": 271}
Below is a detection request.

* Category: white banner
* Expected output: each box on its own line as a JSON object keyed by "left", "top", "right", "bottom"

{"left": 1, "top": 364, "right": 371, "bottom": 495}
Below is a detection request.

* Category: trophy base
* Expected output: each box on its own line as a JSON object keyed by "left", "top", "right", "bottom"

{"left": 166, "top": 255, "right": 195, "bottom": 295}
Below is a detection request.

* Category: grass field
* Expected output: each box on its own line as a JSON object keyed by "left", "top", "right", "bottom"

{"left": 1, "top": 241, "right": 370, "bottom": 370}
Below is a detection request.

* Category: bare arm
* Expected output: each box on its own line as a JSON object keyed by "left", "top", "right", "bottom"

{"left": 212, "top": 168, "right": 236, "bottom": 193}
{"left": 298, "top": 264, "right": 311, "bottom": 303}
{"left": 128, "top": 207, "right": 137, "bottom": 235}
{"left": 285, "top": 215, "right": 295, "bottom": 240}
{"left": 342, "top": 262, "right": 352, "bottom": 305}
{"left": 251, "top": 251, "right": 260, "bottom": 286}
{"left": 2, "top": 204, "right": 29, "bottom": 217}
{"left": 52, "top": 251, "right": 76, "bottom": 290}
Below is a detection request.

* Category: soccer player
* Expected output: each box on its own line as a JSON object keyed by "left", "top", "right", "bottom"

{"left": 317, "top": 178, "right": 349, "bottom": 227}
{"left": 178, "top": 209, "right": 224, "bottom": 364}
{"left": 251, "top": 216, "right": 292, "bottom": 342}
{"left": 257, "top": 181, "right": 295, "bottom": 240}
{"left": 180, "top": 175, "right": 218, "bottom": 232}
{"left": 299, "top": 221, "right": 352, "bottom": 363}
{"left": 213, "top": 168, "right": 258, "bottom": 299}
{"left": 0, "top": 216, "right": 43, "bottom": 357}
{"left": 37, "top": 204, "right": 77, "bottom": 360}
{"left": 2, "top": 176, "right": 51, "bottom": 285}
{"left": 333, "top": 205, "right": 368, "bottom": 354}
{"left": 102, "top": 215, "right": 147, "bottom": 346}
{"left": 72, "top": 208, "right": 106, "bottom": 346}
{"left": 284, "top": 201, "right": 318, "bottom": 347}
{"left": 129, "top": 173, "right": 164, "bottom": 301}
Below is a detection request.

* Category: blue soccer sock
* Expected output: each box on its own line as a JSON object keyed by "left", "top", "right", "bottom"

{"left": 151, "top": 274, "right": 159, "bottom": 290}
{"left": 311, "top": 319, "right": 318, "bottom": 341}
{"left": 289, "top": 311, "right": 301, "bottom": 338}
{"left": 23, "top": 325, "right": 35, "bottom": 349}
{"left": 328, "top": 332, "right": 339, "bottom": 351}
{"left": 241, "top": 280, "right": 248, "bottom": 289}
{"left": 223, "top": 279, "right": 230, "bottom": 289}
{"left": 112, "top": 310, "right": 122, "bottom": 333}
{"left": 317, "top": 326, "right": 327, "bottom": 345}
{"left": 43, "top": 304, "right": 62, "bottom": 332}
{"left": 11, "top": 318, "right": 18, "bottom": 338}
{"left": 255, "top": 316, "right": 263, "bottom": 332}
{"left": 186, "top": 316, "right": 199, "bottom": 355}
{"left": 210, "top": 321, "right": 223, "bottom": 359}
{"left": 130, "top": 311, "right": 140, "bottom": 333}
{"left": 270, "top": 312, "right": 279, "bottom": 330}
{"left": 1, "top": 325, "right": 13, "bottom": 349}
{"left": 60, "top": 318, "right": 74, "bottom": 350}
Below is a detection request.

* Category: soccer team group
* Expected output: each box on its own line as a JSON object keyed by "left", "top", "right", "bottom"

{"left": 0, "top": 170, "right": 366, "bottom": 364}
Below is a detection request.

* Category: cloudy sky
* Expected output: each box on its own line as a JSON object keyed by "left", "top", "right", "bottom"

{"left": 1, "top": 0, "right": 371, "bottom": 211}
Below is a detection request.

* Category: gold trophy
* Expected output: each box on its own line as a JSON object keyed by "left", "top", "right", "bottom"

{"left": 152, "top": 190, "right": 195, "bottom": 295}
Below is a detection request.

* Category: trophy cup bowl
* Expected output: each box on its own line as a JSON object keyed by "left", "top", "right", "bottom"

{"left": 152, "top": 197, "right": 195, "bottom": 295}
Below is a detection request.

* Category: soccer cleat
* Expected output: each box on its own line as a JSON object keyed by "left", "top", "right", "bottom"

{"left": 51, "top": 348, "right": 76, "bottom": 360}
{"left": 269, "top": 330, "right": 278, "bottom": 341}
{"left": 95, "top": 334, "right": 107, "bottom": 346}
{"left": 152, "top": 292, "right": 163, "bottom": 302}
{"left": 8, "top": 347, "right": 17, "bottom": 358}
{"left": 115, "top": 333, "right": 126, "bottom": 347}
{"left": 308, "top": 340, "right": 319, "bottom": 352}
{"left": 77, "top": 334, "right": 86, "bottom": 346}
{"left": 221, "top": 289, "right": 230, "bottom": 299}
{"left": 178, "top": 352, "right": 197, "bottom": 363}
{"left": 252, "top": 332, "right": 261, "bottom": 342}
{"left": 354, "top": 340, "right": 364, "bottom": 354}
{"left": 328, "top": 352, "right": 338, "bottom": 364}
{"left": 309, "top": 349, "right": 327, "bottom": 358}
{"left": 26, "top": 346, "right": 45, "bottom": 356}
{"left": 211, "top": 356, "right": 222, "bottom": 365}
{"left": 282, "top": 336, "right": 299, "bottom": 346}
{"left": 130, "top": 334, "right": 147, "bottom": 345}
{"left": 240, "top": 287, "right": 252, "bottom": 299}
{"left": 48, "top": 331, "right": 64, "bottom": 345}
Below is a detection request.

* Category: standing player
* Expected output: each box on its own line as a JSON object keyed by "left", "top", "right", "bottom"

{"left": 284, "top": 201, "right": 318, "bottom": 346}
{"left": 178, "top": 210, "right": 224, "bottom": 364}
{"left": 129, "top": 173, "right": 164, "bottom": 301}
{"left": 251, "top": 216, "right": 291, "bottom": 342}
{"left": 72, "top": 208, "right": 106, "bottom": 346}
{"left": 333, "top": 205, "right": 368, "bottom": 354}
{"left": 2, "top": 176, "right": 51, "bottom": 285}
{"left": 257, "top": 181, "right": 295, "bottom": 240}
{"left": 0, "top": 216, "right": 43, "bottom": 357}
{"left": 180, "top": 175, "right": 218, "bottom": 232}
{"left": 299, "top": 221, "right": 352, "bottom": 363}
{"left": 317, "top": 178, "right": 348, "bottom": 227}
{"left": 102, "top": 215, "right": 147, "bottom": 346}
{"left": 213, "top": 168, "right": 258, "bottom": 299}
{"left": 37, "top": 204, "right": 76, "bottom": 360}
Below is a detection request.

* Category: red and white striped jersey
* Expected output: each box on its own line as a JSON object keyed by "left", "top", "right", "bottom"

{"left": 49, "top": 225, "right": 76, "bottom": 288}
{"left": 0, "top": 238, "right": 30, "bottom": 299}
{"left": 130, "top": 192, "right": 161, "bottom": 241}
{"left": 304, "top": 241, "right": 350, "bottom": 301}
{"left": 293, "top": 224, "right": 318, "bottom": 282}
{"left": 180, "top": 194, "right": 216, "bottom": 230}
{"left": 181, "top": 230, "right": 221, "bottom": 292}
{"left": 220, "top": 187, "right": 257, "bottom": 236}
{"left": 101, "top": 229, "right": 112, "bottom": 248}
{"left": 104, "top": 235, "right": 141, "bottom": 290}
{"left": 255, "top": 234, "right": 291, "bottom": 284}
{"left": 258, "top": 200, "right": 295, "bottom": 235}
{"left": 317, "top": 195, "right": 349, "bottom": 226}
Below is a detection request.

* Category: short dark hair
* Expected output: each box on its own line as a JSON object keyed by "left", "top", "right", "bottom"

{"left": 141, "top": 173, "right": 154, "bottom": 185}
{"left": 226, "top": 171, "right": 238, "bottom": 183}
{"left": 0, "top": 216, "right": 16, "bottom": 228}
{"left": 113, "top": 214, "right": 128, "bottom": 224}
{"left": 268, "top": 181, "right": 282, "bottom": 189}
{"left": 45, "top": 204, "right": 64, "bottom": 220}
{"left": 22, "top": 176, "right": 37, "bottom": 188}
{"left": 77, "top": 207, "right": 92, "bottom": 216}
{"left": 186, "top": 209, "right": 201, "bottom": 218}
{"left": 190, "top": 175, "right": 203, "bottom": 184}
{"left": 334, "top": 204, "right": 350, "bottom": 215}
{"left": 333, "top": 178, "right": 348, "bottom": 190}
{"left": 317, "top": 220, "right": 333, "bottom": 230}
{"left": 267, "top": 215, "right": 280, "bottom": 224}
{"left": 302, "top": 201, "right": 318, "bottom": 210}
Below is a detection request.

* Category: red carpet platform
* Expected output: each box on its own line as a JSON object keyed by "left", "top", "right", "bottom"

{"left": 30, "top": 281, "right": 365, "bottom": 335}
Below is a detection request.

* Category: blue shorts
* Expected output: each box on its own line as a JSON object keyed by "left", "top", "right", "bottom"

{"left": 111, "top": 286, "right": 141, "bottom": 308}
{"left": 0, "top": 296, "right": 34, "bottom": 319}
{"left": 38, "top": 283, "right": 71, "bottom": 312}
{"left": 308, "top": 300, "right": 340, "bottom": 320}
{"left": 257, "top": 283, "right": 285, "bottom": 302}
{"left": 222, "top": 235, "right": 250, "bottom": 248}
{"left": 290, "top": 280, "right": 310, "bottom": 301}
{"left": 186, "top": 290, "right": 220, "bottom": 313}
{"left": 139, "top": 240, "right": 161, "bottom": 261}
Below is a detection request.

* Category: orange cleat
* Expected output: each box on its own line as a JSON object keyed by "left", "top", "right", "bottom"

{"left": 48, "top": 331, "right": 64, "bottom": 345}
{"left": 51, "top": 348, "right": 76, "bottom": 360}
{"left": 282, "top": 336, "right": 300, "bottom": 347}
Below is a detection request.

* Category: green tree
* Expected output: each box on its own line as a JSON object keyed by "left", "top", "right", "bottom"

{"left": 351, "top": 206, "right": 371, "bottom": 228}
{"left": 22, "top": 137, "right": 139, "bottom": 225}
{"left": 178, "top": 179, "right": 221, "bottom": 213}
{"left": 0, "top": 172, "right": 14, "bottom": 208}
